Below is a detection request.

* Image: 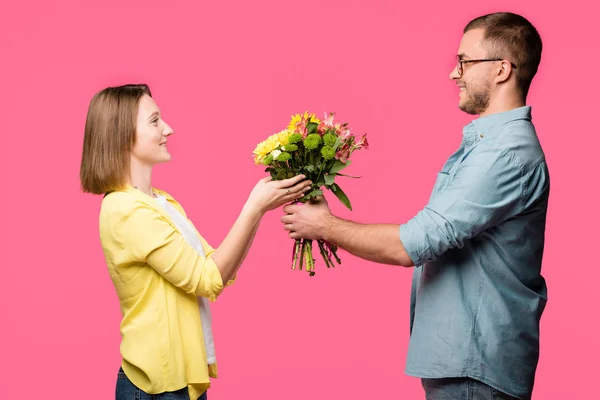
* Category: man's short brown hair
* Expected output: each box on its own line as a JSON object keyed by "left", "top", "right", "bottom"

{"left": 465, "top": 12, "right": 542, "bottom": 97}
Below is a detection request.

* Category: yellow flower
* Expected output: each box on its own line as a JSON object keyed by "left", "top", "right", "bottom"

{"left": 287, "top": 111, "right": 321, "bottom": 131}
{"left": 253, "top": 130, "right": 291, "bottom": 164}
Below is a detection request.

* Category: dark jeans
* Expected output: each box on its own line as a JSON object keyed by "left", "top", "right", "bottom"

{"left": 422, "top": 378, "right": 524, "bottom": 400}
{"left": 116, "top": 368, "right": 207, "bottom": 400}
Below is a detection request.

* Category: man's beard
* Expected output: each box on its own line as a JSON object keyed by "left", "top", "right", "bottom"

{"left": 460, "top": 79, "right": 491, "bottom": 115}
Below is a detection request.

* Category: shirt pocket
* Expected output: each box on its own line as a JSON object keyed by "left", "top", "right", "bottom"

{"left": 430, "top": 171, "right": 451, "bottom": 199}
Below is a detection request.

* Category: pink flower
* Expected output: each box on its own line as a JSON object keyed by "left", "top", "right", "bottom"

{"left": 336, "top": 142, "right": 352, "bottom": 163}
{"left": 317, "top": 121, "right": 328, "bottom": 135}
{"left": 323, "top": 111, "right": 336, "bottom": 127}
{"left": 340, "top": 126, "right": 353, "bottom": 140}
{"left": 354, "top": 133, "right": 369, "bottom": 150}
{"left": 290, "top": 120, "right": 308, "bottom": 137}
{"left": 300, "top": 124, "right": 309, "bottom": 138}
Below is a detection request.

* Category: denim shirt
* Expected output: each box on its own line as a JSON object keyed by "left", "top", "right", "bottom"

{"left": 399, "top": 106, "right": 549, "bottom": 399}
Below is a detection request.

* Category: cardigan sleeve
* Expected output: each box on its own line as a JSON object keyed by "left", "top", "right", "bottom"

{"left": 114, "top": 200, "right": 225, "bottom": 301}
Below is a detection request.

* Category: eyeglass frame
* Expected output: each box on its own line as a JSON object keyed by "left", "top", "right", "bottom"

{"left": 456, "top": 55, "right": 517, "bottom": 76}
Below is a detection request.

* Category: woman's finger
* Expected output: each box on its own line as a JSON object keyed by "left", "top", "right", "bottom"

{"left": 280, "top": 189, "right": 306, "bottom": 203}
{"left": 287, "top": 184, "right": 311, "bottom": 197}
{"left": 277, "top": 174, "right": 306, "bottom": 188}
{"left": 287, "top": 181, "right": 312, "bottom": 195}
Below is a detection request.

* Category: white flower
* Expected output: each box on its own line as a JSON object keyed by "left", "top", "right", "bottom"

{"left": 270, "top": 149, "right": 281, "bottom": 159}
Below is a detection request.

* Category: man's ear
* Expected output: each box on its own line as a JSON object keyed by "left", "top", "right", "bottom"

{"left": 495, "top": 61, "right": 513, "bottom": 84}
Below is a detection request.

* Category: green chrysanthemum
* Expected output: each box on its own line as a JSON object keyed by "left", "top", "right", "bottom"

{"left": 321, "top": 145, "right": 335, "bottom": 160}
{"left": 283, "top": 144, "right": 298, "bottom": 152}
{"left": 262, "top": 154, "right": 274, "bottom": 165}
{"left": 288, "top": 133, "right": 303, "bottom": 144}
{"left": 276, "top": 152, "right": 292, "bottom": 162}
{"left": 323, "top": 133, "right": 337, "bottom": 147}
{"left": 303, "top": 133, "right": 322, "bottom": 150}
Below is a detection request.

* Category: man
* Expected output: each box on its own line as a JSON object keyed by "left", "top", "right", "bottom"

{"left": 281, "top": 12, "right": 548, "bottom": 400}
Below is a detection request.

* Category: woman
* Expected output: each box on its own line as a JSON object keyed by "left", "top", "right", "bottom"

{"left": 79, "top": 84, "right": 310, "bottom": 400}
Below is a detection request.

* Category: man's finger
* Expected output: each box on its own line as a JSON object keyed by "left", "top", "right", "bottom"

{"left": 283, "top": 204, "right": 300, "bottom": 214}
{"left": 280, "top": 214, "right": 294, "bottom": 224}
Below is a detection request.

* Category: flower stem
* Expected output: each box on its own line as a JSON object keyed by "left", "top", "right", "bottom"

{"left": 299, "top": 239, "right": 306, "bottom": 271}
{"left": 329, "top": 242, "right": 342, "bottom": 265}
{"left": 317, "top": 240, "right": 333, "bottom": 269}
{"left": 292, "top": 238, "right": 301, "bottom": 270}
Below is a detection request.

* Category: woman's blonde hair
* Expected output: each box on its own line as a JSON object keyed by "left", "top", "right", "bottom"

{"left": 79, "top": 84, "right": 151, "bottom": 194}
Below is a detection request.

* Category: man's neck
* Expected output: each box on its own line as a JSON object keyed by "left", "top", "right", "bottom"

{"left": 479, "top": 92, "right": 525, "bottom": 117}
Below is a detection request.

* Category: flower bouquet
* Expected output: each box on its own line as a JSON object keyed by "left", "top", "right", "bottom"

{"left": 252, "top": 111, "right": 368, "bottom": 276}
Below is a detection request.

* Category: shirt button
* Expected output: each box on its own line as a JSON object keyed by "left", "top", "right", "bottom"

{"left": 479, "top": 134, "right": 484, "bottom": 138}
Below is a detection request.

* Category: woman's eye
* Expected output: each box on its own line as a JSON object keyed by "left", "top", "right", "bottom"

{"left": 151, "top": 119, "right": 159, "bottom": 125}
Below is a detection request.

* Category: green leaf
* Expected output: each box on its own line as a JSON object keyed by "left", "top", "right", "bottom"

{"left": 330, "top": 183, "right": 352, "bottom": 210}
{"left": 335, "top": 172, "right": 361, "bottom": 178}
{"left": 275, "top": 169, "right": 287, "bottom": 180}
{"left": 307, "top": 122, "right": 318, "bottom": 134}
{"left": 324, "top": 174, "right": 335, "bottom": 186}
{"left": 329, "top": 159, "right": 352, "bottom": 174}
{"left": 268, "top": 169, "right": 277, "bottom": 179}
{"left": 333, "top": 136, "right": 342, "bottom": 150}
{"left": 299, "top": 189, "right": 323, "bottom": 202}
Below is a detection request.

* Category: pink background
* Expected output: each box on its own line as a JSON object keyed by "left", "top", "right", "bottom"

{"left": 2, "top": 0, "right": 598, "bottom": 399}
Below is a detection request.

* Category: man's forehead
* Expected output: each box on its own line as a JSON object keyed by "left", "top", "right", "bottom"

{"left": 458, "top": 28, "right": 486, "bottom": 57}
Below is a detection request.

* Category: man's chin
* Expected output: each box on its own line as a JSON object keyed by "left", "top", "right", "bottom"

{"left": 459, "top": 101, "right": 480, "bottom": 116}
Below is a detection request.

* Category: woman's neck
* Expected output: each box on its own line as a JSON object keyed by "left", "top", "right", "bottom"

{"left": 129, "top": 158, "right": 154, "bottom": 197}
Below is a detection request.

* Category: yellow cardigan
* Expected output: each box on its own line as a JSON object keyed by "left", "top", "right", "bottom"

{"left": 99, "top": 185, "right": 233, "bottom": 400}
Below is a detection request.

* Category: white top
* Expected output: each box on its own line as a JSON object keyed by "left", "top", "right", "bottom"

{"left": 153, "top": 194, "right": 217, "bottom": 365}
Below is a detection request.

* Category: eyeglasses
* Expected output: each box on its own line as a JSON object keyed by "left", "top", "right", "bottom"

{"left": 456, "top": 55, "right": 517, "bottom": 76}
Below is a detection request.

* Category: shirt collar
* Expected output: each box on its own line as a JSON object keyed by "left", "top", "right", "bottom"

{"left": 121, "top": 184, "right": 172, "bottom": 200}
{"left": 463, "top": 105, "right": 532, "bottom": 143}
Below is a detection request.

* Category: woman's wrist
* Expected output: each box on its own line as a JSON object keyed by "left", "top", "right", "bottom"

{"left": 241, "top": 200, "right": 265, "bottom": 222}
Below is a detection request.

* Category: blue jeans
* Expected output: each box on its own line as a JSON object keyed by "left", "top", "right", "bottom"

{"left": 422, "top": 378, "right": 524, "bottom": 400}
{"left": 116, "top": 368, "right": 207, "bottom": 400}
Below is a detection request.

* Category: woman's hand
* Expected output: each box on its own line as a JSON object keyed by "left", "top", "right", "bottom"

{"left": 246, "top": 175, "right": 312, "bottom": 215}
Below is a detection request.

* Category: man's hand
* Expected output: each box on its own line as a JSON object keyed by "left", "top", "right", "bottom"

{"left": 282, "top": 196, "right": 414, "bottom": 267}
{"left": 281, "top": 197, "right": 332, "bottom": 241}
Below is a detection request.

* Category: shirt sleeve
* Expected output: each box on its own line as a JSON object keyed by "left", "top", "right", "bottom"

{"left": 400, "top": 146, "right": 525, "bottom": 267}
{"left": 192, "top": 221, "right": 237, "bottom": 288}
{"left": 117, "top": 201, "right": 225, "bottom": 301}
